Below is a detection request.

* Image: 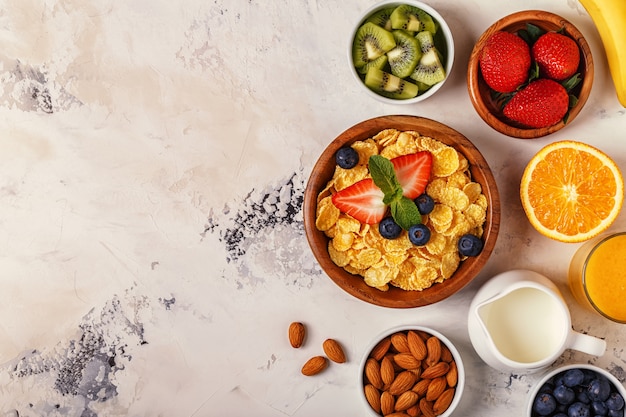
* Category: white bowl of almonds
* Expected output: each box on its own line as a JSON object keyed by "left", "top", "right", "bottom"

{"left": 359, "top": 325, "right": 465, "bottom": 417}
{"left": 303, "top": 115, "right": 500, "bottom": 308}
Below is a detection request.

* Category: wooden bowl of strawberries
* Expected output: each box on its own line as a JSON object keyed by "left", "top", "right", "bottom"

{"left": 467, "top": 10, "right": 593, "bottom": 139}
{"left": 303, "top": 115, "right": 500, "bottom": 308}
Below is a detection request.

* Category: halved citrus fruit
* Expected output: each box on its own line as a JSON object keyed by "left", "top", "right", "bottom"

{"left": 520, "top": 141, "right": 624, "bottom": 243}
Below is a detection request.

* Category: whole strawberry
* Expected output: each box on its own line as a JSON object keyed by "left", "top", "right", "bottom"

{"left": 503, "top": 78, "right": 569, "bottom": 128}
{"left": 479, "top": 31, "right": 531, "bottom": 93}
{"left": 532, "top": 32, "right": 580, "bottom": 80}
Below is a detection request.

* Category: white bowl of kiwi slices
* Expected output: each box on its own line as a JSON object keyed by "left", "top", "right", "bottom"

{"left": 349, "top": 0, "right": 454, "bottom": 104}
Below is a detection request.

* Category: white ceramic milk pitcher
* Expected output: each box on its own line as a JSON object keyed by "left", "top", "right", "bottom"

{"left": 468, "top": 269, "right": 606, "bottom": 373}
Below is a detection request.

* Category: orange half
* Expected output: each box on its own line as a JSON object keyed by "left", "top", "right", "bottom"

{"left": 520, "top": 141, "right": 624, "bottom": 243}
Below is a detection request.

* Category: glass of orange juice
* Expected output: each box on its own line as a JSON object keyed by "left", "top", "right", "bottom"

{"left": 568, "top": 232, "right": 626, "bottom": 323}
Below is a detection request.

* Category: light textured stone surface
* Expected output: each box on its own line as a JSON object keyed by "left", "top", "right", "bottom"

{"left": 0, "top": 0, "right": 624, "bottom": 415}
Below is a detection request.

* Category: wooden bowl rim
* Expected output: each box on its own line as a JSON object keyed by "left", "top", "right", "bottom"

{"left": 303, "top": 115, "right": 501, "bottom": 308}
{"left": 466, "top": 10, "right": 594, "bottom": 139}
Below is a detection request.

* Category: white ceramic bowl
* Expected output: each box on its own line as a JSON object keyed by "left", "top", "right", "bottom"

{"left": 527, "top": 364, "right": 626, "bottom": 416}
{"left": 348, "top": 0, "right": 455, "bottom": 104}
{"left": 358, "top": 325, "right": 465, "bottom": 416}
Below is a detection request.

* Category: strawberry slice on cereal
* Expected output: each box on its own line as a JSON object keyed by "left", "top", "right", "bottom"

{"left": 390, "top": 151, "right": 433, "bottom": 199}
{"left": 331, "top": 178, "right": 387, "bottom": 224}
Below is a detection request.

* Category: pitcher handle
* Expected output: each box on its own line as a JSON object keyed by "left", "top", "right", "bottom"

{"left": 568, "top": 330, "right": 606, "bottom": 357}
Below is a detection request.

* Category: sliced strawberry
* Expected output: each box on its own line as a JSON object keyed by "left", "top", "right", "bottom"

{"left": 331, "top": 178, "right": 387, "bottom": 224}
{"left": 390, "top": 151, "right": 433, "bottom": 199}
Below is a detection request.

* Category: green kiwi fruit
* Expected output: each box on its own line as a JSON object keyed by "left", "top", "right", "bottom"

{"left": 387, "top": 30, "right": 422, "bottom": 79}
{"left": 357, "top": 54, "right": 388, "bottom": 75}
{"left": 365, "top": 7, "right": 396, "bottom": 31}
{"left": 390, "top": 5, "right": 437, "bottom": 33}
{"left": 364, "top": 67, "right": 419, "bottom": 99}
{"left": 409, "top": 48, "right": 446, "bottom": 86}
{"left": 352, "top": 22, "right": 396, "bottom": 68}
{"left": 415, "top": 30, "right": 435, "bottom": 53}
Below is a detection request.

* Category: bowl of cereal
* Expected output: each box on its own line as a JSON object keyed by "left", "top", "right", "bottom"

{"left": 359, "top": 325, "right": 465, "bottom": 416}
{"left": 348, "top": 0, "right": 454, "bottom": 103}
{"left": 528, "top": 364, "right": 626, "bottom": 417}
{"left": 303, "top": 115, "right": 500, "bottom": 308}
{"left": 467, "top": 10, "right": 593, "bottom": 139}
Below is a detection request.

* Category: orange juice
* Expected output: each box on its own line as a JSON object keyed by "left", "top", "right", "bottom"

{"left": 568, "top": 232, "right": 626, "bottom": 323}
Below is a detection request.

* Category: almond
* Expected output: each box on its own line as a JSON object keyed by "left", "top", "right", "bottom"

{"left": 288, "top": 322, "right": 305, "bottom": 348}
{"left": 421, "top": 361, "right": 450, "bottom": 379}
{"left": 391, "top": 332, "right": 410, "bottom": 353}
{"left": 407, "top": 330, "right": 427, "bottom": 360}
{"left": 384, "top": 413, "right": 410, "bottom": 417}
{"left": 406, "top": 405, "right": 420, "bottom": 417}
{"left": 365, "top": 358, "right": 384, "bottom": 389}
{"left": 419, "top": 398, "right": 436, "bottom": 417}
{"left": 322, "top": 338, "right": 346, "bottom": 363}
{"left": 381, "top": 390, "right": 395, "bottom": 415}
{"left": 380, "top": 356, "right": 396, "bottom": 386}
{"left": 440, "top": 343, "right": 454, "bottom": 363}
{"left": 395, "top": 391, "right": 419, "bottom": 411}
{"left": 425, "top": 376, "right": 447, "bottom": 401}
{"left": 370, "top": 336, "right": 392, "bottom": 361}
{"left": 394, "top": 352, "right": 421, "bottom": 370}
{"left": 389, "top": 370, "right": 417, "bottom": 396}
{"left": 301, "top": 356, "right": 327, "bottom": 376}
{"left": 364, "top": 384, "right": 381, "bottom": 413}
{"left": 412, "top": 378, "right": 431, "bottom": 396}
{"left": 446, "top": 361, "right": 458, "bottom": 388}
{"left": 425, "top": 336, "right": 442, "bottom": 366}
{"left": 433, "top": 388, "right": 456, "bottom": 415}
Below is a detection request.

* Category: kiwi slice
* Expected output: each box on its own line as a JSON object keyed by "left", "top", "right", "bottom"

{"left": 365, "top": 7, "right": 396, "bottom": 31}
{"left": 416, "top": 30, "right": 435, "bottom": 53}
{"left": 386, "top": 30, "right": 422, "bottom": 78}
{"left": 364, "top": 67, "right": 419, "bottom": 99}
{"left": 390, "top": 5, "right": 437, "bottom": 33}
{"left": 352, "top": 22, "right": 396, "bottom": 68}
{"left": 357, "top": 54, "right": 388, "bottom": 75}
{"left": 409, "top": 49, "right": 446, "bottom": 86}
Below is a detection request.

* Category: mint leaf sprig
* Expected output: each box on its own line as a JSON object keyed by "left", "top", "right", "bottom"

{"left": 369, "top": 155, "right": 422, "bottom": 230}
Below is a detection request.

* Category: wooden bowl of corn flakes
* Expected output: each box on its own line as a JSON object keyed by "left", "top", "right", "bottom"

{"left": 303, "top": 115, "right": 500, "bottom": 308}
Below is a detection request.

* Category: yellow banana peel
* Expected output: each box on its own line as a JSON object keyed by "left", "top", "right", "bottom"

{"left": 579, "top": 0, "right": 626, "bottom": 106}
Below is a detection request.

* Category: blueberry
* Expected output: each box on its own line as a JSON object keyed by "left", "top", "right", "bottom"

{"left": 588, "top": 377, "right": 612, "bottom": 402}
{"left": 554, "top": 385, "right": 576, "bottom": 405}
{"left": 379, "top": 217, "right": 402, "bottom": 239}
{"left": 554, "top": 414, "right": 568, "bottom": 417}
{"left": 408, "top": 224, "right": 430, "bottom": 246}
{"left": 591, "top": 400, "right": 609, "bottom": 415}
{"left": 607, "top": 391, "right": 625, "bottom": 411}
{"left": 608, "top": 409, "right": 624, "bottom": 417}
{"left": 457, "top": 234, "right": 484, "bottom": 257}
{"left": 335, "top": 147, "right": 359, "bottom": 169}
{"left": 568, "top": 402, "right": 591, "bottom": 417}
{"left": 564, "top": 369, "right": 586, "bottom": 387}
{"left": 414, "top": 193, "right": 435, "bottom": 214}
{"left": 576, "top": 386, "right": 591, "bottom": 404}
{"left": 534, "top": 392, "right": 557, "bottom": 416}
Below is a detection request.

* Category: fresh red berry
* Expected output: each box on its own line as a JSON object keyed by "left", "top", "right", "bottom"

{"left": 331, "top": 178, "right": 386, "bottom": 224}
{"left": 503, "top": 78, "right": 569, "bottom": 128}
{"left": 479, "top": 31, "right": 531, "bottom": 93}
{"left": 532, "top": 32, "right": 580, "bottom": 81}
{"left": 390, "top": 151, "right": 433, "bottom": 199}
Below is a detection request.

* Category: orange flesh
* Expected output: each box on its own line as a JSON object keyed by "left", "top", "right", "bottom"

{"left": 527, "top": 147, "right": 618, "bottom": 236}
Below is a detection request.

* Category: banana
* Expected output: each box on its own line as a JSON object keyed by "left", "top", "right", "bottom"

{"left": 579, "top": 0, "right": 626, "bottom": 107}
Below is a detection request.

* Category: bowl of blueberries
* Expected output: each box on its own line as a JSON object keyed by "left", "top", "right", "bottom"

{"left": 528, "top": 364, "right": 626, "bottom": 417}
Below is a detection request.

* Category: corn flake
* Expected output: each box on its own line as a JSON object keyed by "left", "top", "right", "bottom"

{"left": 433, "top": 147, "right": 460, "bottom": 177}
{"left": 332, "top": 232, "right": 354, "bottom": 252}
{"left": 316, "top": 196, "right": 340, "bottom": 231}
